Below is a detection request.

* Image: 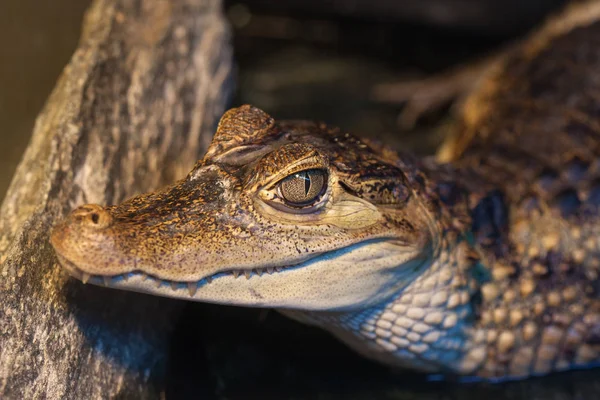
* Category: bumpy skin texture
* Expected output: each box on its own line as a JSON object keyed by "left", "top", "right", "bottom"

{"left": 439, "top": 20, "right": 600, "bottom": 378}
{"left": 51, "top": 6, "right": 600, "bottom": 381}
{"left": 330, "top": 18, "right": 600, "bottom": 379}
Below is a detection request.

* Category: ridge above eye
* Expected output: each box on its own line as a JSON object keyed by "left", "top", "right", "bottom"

{"left": 279, "top": 169, "right": 326, "bottom": 206}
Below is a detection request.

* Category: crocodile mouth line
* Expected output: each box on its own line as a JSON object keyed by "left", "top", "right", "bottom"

{"left": 55, "top": 238, "right": 403, "bottom": 297}
{"left": 55, "top": 253, "right": 307, "bottom": 297}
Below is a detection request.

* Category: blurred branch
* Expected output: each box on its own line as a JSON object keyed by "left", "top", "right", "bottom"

{"left": 231, "top": 0, "right": 566, "bottom": 35}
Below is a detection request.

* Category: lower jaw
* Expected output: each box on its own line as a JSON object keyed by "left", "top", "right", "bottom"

{"left": 53, "top": 252, "right": 304, "bottom": 297}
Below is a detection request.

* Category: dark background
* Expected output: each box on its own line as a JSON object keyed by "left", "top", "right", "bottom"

{"left": 0, "top": 1, "right": 91, "bottom": 200}
{"left": 0, "top": 0, "right": 566, "bottom": 200}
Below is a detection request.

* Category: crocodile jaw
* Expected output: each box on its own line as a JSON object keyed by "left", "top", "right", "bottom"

{"left": 56, "top": 239, "right": 425, "bottom": 310}
{"left": 50, "top": 166, "right": 430, "bottom": 311}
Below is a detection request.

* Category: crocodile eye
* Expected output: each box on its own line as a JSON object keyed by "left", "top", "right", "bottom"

{"left": 279, "top": 169, "right": 326, "bottom": 207}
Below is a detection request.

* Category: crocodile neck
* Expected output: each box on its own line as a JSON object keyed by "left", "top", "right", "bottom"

{"left": 279, "top": 169, "right": 488, "bottom": 374}
{"left": 282, "top": 238, "right": 484, "bottom": 374}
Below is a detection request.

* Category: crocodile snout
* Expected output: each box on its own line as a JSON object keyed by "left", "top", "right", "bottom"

{"left": 50, "top": 203, "right": 128, "bottom": 277}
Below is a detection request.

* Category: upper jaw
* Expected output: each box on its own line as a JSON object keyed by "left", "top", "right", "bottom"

{"left": 50, "top": 195, "right": 427, "bottom": 297}
{"left": 50, "top": 202, "right": 330, "bottom": 285}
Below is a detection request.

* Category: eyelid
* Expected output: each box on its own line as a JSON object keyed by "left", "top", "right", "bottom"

{"left": 261, "top": 154, "right": 328, "bottom": 190}
{"left": 265, "top": 199, "right": 327, "bottom": 214}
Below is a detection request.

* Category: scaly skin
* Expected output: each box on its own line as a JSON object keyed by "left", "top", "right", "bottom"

{"left": 51, "top": 2, "right": 600, "bottom": 380}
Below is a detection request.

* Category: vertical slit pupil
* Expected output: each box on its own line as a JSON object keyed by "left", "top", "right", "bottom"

{"left": 280, "top": 169, "right": 326, "bottom": 206}
{"left": 303, "top": 172, "right": 310, "bottom": 196}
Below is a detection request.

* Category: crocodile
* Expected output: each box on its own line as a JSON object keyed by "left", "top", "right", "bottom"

{"left": 51, "top": 1, "right": 600, "bottom": 380}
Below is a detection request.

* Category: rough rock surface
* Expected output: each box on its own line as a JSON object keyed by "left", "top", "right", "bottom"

{"left": 0, "top": 0, "right": 232, "bottom": 398}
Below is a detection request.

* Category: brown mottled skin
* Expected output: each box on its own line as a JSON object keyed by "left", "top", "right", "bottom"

{"left": 51, "top": 2, "right": 600, "bottom": 381}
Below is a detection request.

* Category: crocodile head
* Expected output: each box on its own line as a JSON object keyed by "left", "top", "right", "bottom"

{"left": 51, "top": 105, "right": 442, "bottom": 311}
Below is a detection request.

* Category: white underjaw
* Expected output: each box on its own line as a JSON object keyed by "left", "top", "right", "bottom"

{"left": 59, "top": 239, "right": 426, "bottom": 311}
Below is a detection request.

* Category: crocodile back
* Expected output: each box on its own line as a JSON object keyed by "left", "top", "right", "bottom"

{"left": 456, "top": 22, "right": 600, "bottom": 209}
{"left": 443, "top": 12, "right": 600, "bottom": 377}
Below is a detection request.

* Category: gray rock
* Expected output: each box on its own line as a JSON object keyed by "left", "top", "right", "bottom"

{"left": 0, "top": 0, "right": 233, "bottom": 398}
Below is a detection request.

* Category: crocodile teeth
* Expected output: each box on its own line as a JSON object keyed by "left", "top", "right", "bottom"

{"left": 254, "top": 268, "right": 263, "bottom": 277}
{"left": 275, "top": 266, "right": 283, "bottom": 272}
{"left": 232, "top": 270, "right": 240, "bottom": 279}
{"left": 266, "top": 267, "right": 274, "bottom": 275}
{"left": 155, "top": 279, "right": 162, "bottom": 288}
{"left": 171, "top": 282, "right": 178, "bottom": 291}
{"left": 81, "top": 273, "right": 91, "bottom": 284}
{"left": 244, "top": 270, "right": 251, "bottom": 279}
{"left": 206, "top": 276, "right": 213, "bottom": 283}
{"left": 103, "top": 276, "right": 111, "bottom": 286}
{"left": 122, "top": 273, "right": 129, "bottom": 281}
{"left": 141, "top": 273, "right": 149, "bottom": 281}
{"left": 188, "top": 282, "right": 197, "bottom": 296}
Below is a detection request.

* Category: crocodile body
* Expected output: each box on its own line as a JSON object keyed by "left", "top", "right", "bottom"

{"left": 51, "top": 1, "right": 600, "bottom": 380}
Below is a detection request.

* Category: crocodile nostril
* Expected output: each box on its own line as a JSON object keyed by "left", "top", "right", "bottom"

{"left": 70, "top": 204, "right": 112, "bottom": 229}
{"left": 91, "top": 213, "right": 100, "bottom": 224}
